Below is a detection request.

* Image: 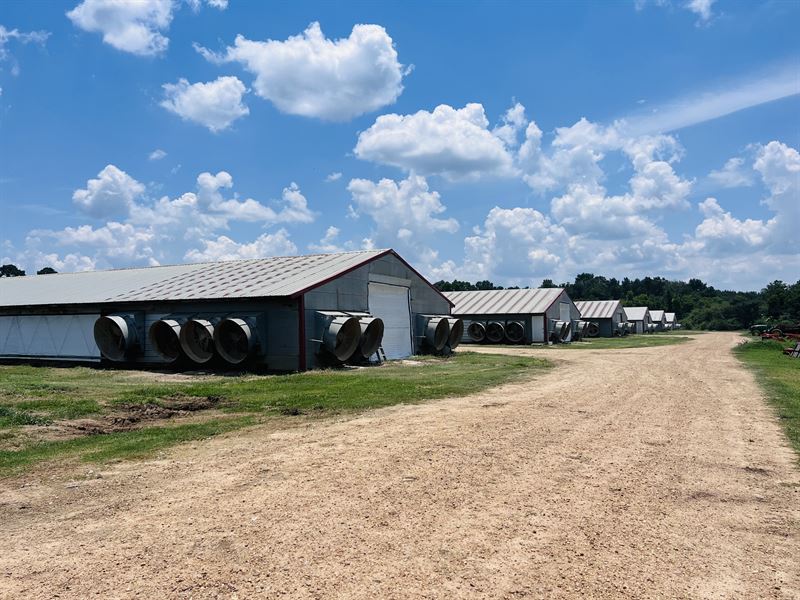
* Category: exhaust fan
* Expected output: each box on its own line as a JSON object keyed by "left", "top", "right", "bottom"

{"left": 94, "top": 314, "right": 139, "bottom": 362}
{"left": 323, "top": 315, "right": 361, "bottom": 362}
{"left": 505, "top": 321, "right": 525, "bottom": 344}
{"left": 467, "top": 321, "right": 486, "bottom": 343}
{"left": 485, "top": 321, "right": 505, "bottom": 344}
{"left": 356, "top": 316, "right": 385, "bottom": 359}
{"left": 447, "top": 318, "right": 464, "bottom": 350}
{"left": 149, "top": 318, "right": 185, "bottom": 363}
{"left": 214, "top": 317, "right": 258, "bottom": 365}
{"left": 180, "top": 318, "right": 217, "bottom": 364}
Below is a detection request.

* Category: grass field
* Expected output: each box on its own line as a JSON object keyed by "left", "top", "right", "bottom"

{"left": 0, "top": 352, "right": 549, "bottom": 475}
{"left": 734, "top": 338, "right": 800, "bottom": 457}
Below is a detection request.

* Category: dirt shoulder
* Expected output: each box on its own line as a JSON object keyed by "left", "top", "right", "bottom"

{"left": 0, "top": 332, "right": 798, "bottom": 599}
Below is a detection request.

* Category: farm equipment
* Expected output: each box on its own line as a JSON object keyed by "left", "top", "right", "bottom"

{"left": 752, "top": 322, "right": 800, "bottom": 337}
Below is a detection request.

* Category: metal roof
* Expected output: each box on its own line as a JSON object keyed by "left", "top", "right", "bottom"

{"left": 0, "top": 249, "right": 392, "bottom": 308}
{"left": 649, "top": 310, "right": 665, "bottom": 322}
{"left": 664, "top": 312, "right": 676, "bottom": 323}
{"left": 574, "top": 300, "right": 622, "bottom": 319}
{"left": 445, "top": 288, "right": 564, "bottom": 316}
{"left": 623, "top": 306, "right": 649, "bottom": 321}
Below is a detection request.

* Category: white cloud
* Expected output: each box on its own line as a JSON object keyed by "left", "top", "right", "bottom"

{"left": 130, "top": 171, "right": 316, "bottom": 229}
{"left": 708, "top": 157, "right": 754, "bottom": 188}
{"left": 753, "top": 140, "right": 800, "bottom": 245}
{"left": 66, "top": 0, "right": 174, "bottom": 56}
{"left": 30, "top": 222, "right": 156, "bottom": 262}
{"left": 354, "top": 103, "right": 518, "bottom": 180}
{"left": 0, "top": 24, "right": 50, "bottom": 75}
{"left": 622, "top": 63, "right": 800, "bottom": 135}
{"left": 276, "top": 182, "right": 316, "bottom": 224}
{"left": 462, "top": 207, "right": 567, "bottom": 282}
{"left": 13, "top": 167, "right": 317, "bottom": 272}
{"left": 308, "top": 226, "right": 345, "bottom": 253}
{"left": 197, "top": 22, "right": 406, "bottom": 121}
{"left": 689, "top": 142, "right": 800, "bottom": 258}
{"left": 148, "top": 148, "right": 167, "bottom": 160}
{"left": 161, "top": 76, "right": 249, "bottom": 132}
{"left": 185, "top": 0, "right": 228, "bottom": 10}
{"left": 692, "top": 197, "right": 770, "bottom": 253}
{"left": 325, "top": 172, "right": 342, "bottom": 182}
{"left": 686, "top": 0, "right": 715, "bottom": 23}
{"left": 72, "top": 164, "right": 145, "bottom": 218}
{"left": 185, "top": 229, "right": 297, "bottom": 262}
{"left": 347, "top": 174, "right": 457, "bottom": 265}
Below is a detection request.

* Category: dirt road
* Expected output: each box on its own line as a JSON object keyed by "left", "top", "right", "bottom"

{"left": 1, "top": 332, "right": 798, "bottom": 599}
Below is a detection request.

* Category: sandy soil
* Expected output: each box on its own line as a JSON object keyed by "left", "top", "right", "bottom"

{"left": 0, "top": 332, "right": 797, "bottom": 599}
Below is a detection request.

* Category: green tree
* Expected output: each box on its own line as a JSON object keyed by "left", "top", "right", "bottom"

{"left": 0, "top": 264, "right": 25, "bottom": 277}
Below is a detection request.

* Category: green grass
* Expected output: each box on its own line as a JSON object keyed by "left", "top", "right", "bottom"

{"left": 734, "top": 338, "right": 800, "bottom": 457}
{"left": 555, "top": 334, "right": 693, "bottom": 349}
{"left": 0, "top": 352, "right": 549, "bottom": 475}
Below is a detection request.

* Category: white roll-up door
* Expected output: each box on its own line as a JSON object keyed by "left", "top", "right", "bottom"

{"left": 368, "top": 282, "right": 412, "bottom": 359}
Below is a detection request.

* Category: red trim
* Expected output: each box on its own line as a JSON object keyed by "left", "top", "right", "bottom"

{"left": 298, "top": 294, "right": 306, "bottom": 371}
{"left": 290, "top": 249, "right": 455, "bottom": 307}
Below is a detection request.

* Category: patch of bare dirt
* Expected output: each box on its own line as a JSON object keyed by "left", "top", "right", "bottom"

{"left": 0, "top": 333, "right": 798, "bottom": 599}
{"left": 23, "top": 395, "right": 224, "bottom": 441}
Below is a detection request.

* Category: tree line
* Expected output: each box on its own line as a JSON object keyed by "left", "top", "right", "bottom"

{"left": 0, "top": 265, "right": 57, "bottom": 277}
{"left": 434, "top": 274, "right": 800, "bottom": 330}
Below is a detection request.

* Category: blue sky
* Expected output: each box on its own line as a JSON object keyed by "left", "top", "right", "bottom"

{"left": 1, "top": 0, "right": 798, "bottom": 290}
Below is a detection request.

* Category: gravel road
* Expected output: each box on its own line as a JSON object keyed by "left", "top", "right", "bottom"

{"left": 0, "top": 331, "right": 797, "bottom": 599}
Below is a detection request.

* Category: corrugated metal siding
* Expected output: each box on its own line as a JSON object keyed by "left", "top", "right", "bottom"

{"left": 0, "top": 250, "right": 388, "bottom": 308}
{"left": 665, "top": 312, "right": 676, "bottom": 323}
{"left": 445, "top": 288, "right": 563, "bottom": 316}
{"left": 574, "top": 300, "right": 621, "bottom": 320}
{"left": 650, "top": 310, "right": 665, "bottom": 322}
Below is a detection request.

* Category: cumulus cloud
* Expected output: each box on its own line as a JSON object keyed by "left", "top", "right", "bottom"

{"left": 185, "top": 229, "right": 297, "bottom": 262}
{"left": 521, "top": 116, "right": 692, "bottom": 243}
{"left": 308, "top": 226, "right": 345, "bottom": 253}
{"left": 66, "top": 0, "right": 174, "bottom": 56}
{"left": 462, "top": 207, "right": 567, "bottom": 282}
{"left": 347, "top": 174, "right": 458, "bottom": 266}
{"left": 29, "top": 222, "right": 157, "bottom": 264}
{"left": 708, "top": 157, "right": 754, "bottom": 188}
{"left": 433, "top": 137, "right": 798, "bottom": 288}
{"left": 354, "top": 103, "right": 518, "bottom": 180}
{"left": 692, "top": 197, "right": 770, "bottom": 253}
{"left": 11, "top": 166, "right": 317, "bottom": 272}
{"left": 72, "top": 164, "right": 145, "bottom": 218}
{"left": 325, "top": 172, "right": 342, "bottom": 182}
{"left": 148, "top": 148, "right": 167, "bottom": 160}
{"left": 689, "top": 141, "right": 799, "bottom": 258}
{"left": 160, "top": 76, "right": 249, "bottom": 132}
{"left": 196, "top": 22, "right": 406, "bottom": 121}
{"left": 0, "top": 24, "right": 50, "bottom": 75}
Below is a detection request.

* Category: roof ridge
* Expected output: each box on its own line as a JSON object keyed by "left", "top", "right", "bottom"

{"left": 0, "top": 248, "right": 390, "bottom": 279}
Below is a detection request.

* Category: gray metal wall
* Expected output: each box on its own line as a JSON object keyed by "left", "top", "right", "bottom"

{"left": 458, "top": 314, "right": 536, "bottom": 343}
{"left": 544, "top": 290, "right": 581, "bottom": 341}
{"left": 595, "top": 306, "right": 626, "bottom": 337}
{"left": 0, "top": 298, "right": 300, "bottom": 370}
{"left": 303, "top": 253, "right": 450, "bottom": 368}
